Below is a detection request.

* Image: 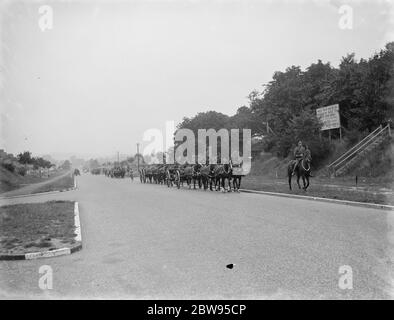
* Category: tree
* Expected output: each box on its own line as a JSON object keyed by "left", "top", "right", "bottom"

{"left": 262, "top": 110, "right": 329, "bottom": 162}
{"left": 176, "top": 111, "right": 231, "bottom": 162}
{"left": 60, "top": 160, "right": 71, "bottom": 170}
{"left": 88, "top": 159, "right": 100, "bottom": 170}
{"left": 31, "top": 157, "right": 52, "bottom": 169}
{"left": 17, "top": 151, "right": 32, "bottom": 165}
{"left": 248, "top": 42, "right": 394, "bottom": 165}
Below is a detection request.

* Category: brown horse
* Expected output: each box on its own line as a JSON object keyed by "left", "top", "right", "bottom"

{"left": 183, "top": 163, "right": 202, "bottom": 189}
{"left": 287, "top": 154, "right": 312, "bottom": 191}
{"left": 212, "top": 163, "right": 233, "bottom": 192}
{"left": 200, "top": 164, "right": 216, "bottom": 191}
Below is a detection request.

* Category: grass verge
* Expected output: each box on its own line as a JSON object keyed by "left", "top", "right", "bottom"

{"left": 0, "top": 200, "right": 77, "bottom": 254}
{"left": 31, "top": 174, "right": 74, "bottom": 195}
{"left": 242, "top": 175, "right": 394, "bottom": 206}
{"left": 0, "top": 168, "right": 69, "bottom": 194}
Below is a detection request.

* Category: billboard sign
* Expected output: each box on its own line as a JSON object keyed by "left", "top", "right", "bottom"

{"left": 316, "top": 104, "right": 340, "bottom": 130}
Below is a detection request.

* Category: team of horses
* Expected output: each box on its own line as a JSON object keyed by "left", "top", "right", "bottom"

{"left": 104, "top": 167, "right": 127, "bottom": 178}
{"left": 88, "top": 154, "right": 311, "bottom": 192}
{"left": 139, "top": 162, "right": 243, "bottom": 192}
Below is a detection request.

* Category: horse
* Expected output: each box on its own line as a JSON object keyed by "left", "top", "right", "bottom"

{"left": 287, "top": 154, "right": 312, "bottom": 191}
{"left": 231, "top": 161, "right": 243, "bottom": 192}
{"left": 144, "top": 165, "right": 153, "bottom": 183}
{"left": 182, "top": 163, "right": 202, "bottom": 189}
{"left": 200, "top": 164, "right": 216, "bottom": 191}
{"left": 212, "top": 163, "right": 233, "bottom": 192}
{"left": 139, "top": 167, "right": 146, "bottom": 183}
{"left": 145, "top": 164, "right": 160, "bottom": 183}
{"left": 156, "top": 165, "right": 167, "bottom": 184}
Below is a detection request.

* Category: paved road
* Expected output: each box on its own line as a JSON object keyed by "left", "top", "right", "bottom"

{"left": 0, "top": 174, "right": 393, "bottom": 299}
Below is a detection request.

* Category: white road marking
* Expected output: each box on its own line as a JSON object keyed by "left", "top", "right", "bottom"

{"left": 74, "top": 201, "right": 82, "bottom": 242}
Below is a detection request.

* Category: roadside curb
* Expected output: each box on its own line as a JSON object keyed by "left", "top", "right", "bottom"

{"left": 0, "top": 175, "right": 77, "bottom": 200}
{"left": 0, "top": 201, "right": 82, "bottom": 261}
{"left": 240, "top": 189, "right": 394, "bottom": 211}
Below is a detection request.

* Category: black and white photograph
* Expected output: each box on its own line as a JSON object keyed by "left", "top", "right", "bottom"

{"left": 0, "top": 0, "right": 393, "bottom": 304}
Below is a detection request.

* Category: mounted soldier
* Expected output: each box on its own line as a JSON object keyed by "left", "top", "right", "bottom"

{"left": 287, "top": 140, "right": 313, "bottom": 190}
{"left": 291, "top": 140, "right": 305, "bottom": 176}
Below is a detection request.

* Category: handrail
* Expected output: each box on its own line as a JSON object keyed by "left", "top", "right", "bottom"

{"left": 327, "top": 125, "right": 382, "bottom": 168}
{"left": 333, "top": 124, "right": 389, "bottom": 171}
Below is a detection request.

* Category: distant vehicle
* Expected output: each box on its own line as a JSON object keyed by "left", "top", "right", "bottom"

{"left": 91, "top": 168, "right": 101, "bottom": 175}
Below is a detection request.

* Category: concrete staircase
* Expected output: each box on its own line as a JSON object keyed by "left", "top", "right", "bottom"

{"left": 327, "top": 124, "right": 392, "bottom": 177}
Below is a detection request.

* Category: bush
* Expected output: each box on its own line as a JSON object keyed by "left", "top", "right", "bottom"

{"left": 343, "top": 127, "right": 369, "bottom": 147}
{"left": 17, "top": 166, "right": 27, "bottom": 176}
{"left": 2, "top": 162, "right": 15, "bottom": 172}
{"left": 305, "top": 137, "right": 332, "bottom": 168}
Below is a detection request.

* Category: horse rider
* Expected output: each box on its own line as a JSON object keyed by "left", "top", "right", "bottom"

{"left": 292, "top": 140, "right": 305, "bottom": 176}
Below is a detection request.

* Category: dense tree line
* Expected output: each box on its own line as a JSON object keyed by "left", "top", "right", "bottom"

{"left": 17, "top": 151, "right": 53, "bottom": 169}
{"left": 177, "top": 43, "right": 394, "bottom": 167}
{"left": 1, "top": 151, "right": 54, "bottom": 175}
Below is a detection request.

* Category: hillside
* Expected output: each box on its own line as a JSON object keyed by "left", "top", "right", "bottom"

{"left": 0, "top": 167, "right": 63, "bottom": 194}
{"left": 0, "top": 167, "right": 25, "bottom": 193}
{"left": 349, "top": 138, "right": 394, "bottom": 179}
{"left": 250, "top": 138, "right": 394, "bottom": 183}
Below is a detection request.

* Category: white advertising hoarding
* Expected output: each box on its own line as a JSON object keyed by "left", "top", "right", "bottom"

{"left": 316, "top": 104, "right": 340, "bottom": 130}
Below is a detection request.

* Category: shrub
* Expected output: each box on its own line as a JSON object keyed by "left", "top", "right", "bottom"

{"left": 305, "top": 137, "right": 332, "bottom": 168}
{"left": 17, "top": 166, "right": 27, "bottom": 176}
{"left": 2, "top": 162, "right": 15, "bottom": 172}
{"left": 343, "top": 127, "right": 369, "bottom": 147}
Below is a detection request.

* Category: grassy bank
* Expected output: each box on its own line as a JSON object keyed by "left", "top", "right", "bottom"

{"left": 0, "top": 167, "right": 68, "bottom": 194}
{"left": 0, "top": 201, "right": 76, "bottom": 254}
{"left": 31, "top": 173, "right": 74, "bottom": 194}
{"left": 242, "top": 175, "right": 394, "bottom": 206}
{"left": 0, "top": 171, "right": 74, "bottom": 197}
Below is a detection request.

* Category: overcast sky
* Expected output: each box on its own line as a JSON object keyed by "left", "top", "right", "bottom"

{"left": 0, "top": 0, "right": 393, "bottom": 159}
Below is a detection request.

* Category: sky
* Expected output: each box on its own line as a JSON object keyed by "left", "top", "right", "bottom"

{"left": 0, "top": 0, "right": 393, "bottom": 159}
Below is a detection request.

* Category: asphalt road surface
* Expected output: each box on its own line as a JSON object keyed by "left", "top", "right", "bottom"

{"left": 1, "top": 174, "right": 393, "bottom": 299}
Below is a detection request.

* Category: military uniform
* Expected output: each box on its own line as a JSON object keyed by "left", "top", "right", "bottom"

{"left": 293, "top": 145, "right": 305, "bottom": 159}
{"left": 292, "top": 145, "right": 305, "bottom": 175}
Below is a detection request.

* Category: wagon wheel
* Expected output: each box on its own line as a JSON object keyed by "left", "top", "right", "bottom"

{"left": 166, "top": 170, "right": 171, "bottom": 187}
{"left": 175, "top": 170, "right": 181, "bottom": 189}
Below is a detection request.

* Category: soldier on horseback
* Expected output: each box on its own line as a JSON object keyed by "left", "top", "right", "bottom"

{"left": 291, "top": 140, "right": 305, "bottom": 176}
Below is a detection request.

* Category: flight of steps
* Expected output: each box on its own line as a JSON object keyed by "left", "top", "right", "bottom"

{"left": 327, "top": 124, "right": 391, "bottom": 177}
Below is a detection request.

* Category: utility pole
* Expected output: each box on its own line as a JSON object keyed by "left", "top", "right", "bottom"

{"left": 137, "top": 143, "right": 140, "bottom": 173}
{"left": 117, "top": 151, "right": 120, "bottom": 165}
{"left": 173, "top": 137, "right": 176, "bottom": 164}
